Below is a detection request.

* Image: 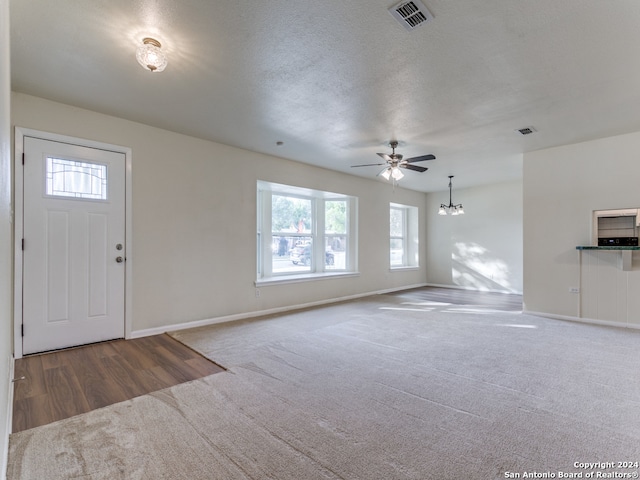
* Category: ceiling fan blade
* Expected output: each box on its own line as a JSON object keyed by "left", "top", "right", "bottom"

{"left": 402, "top": 164, "right": 428, "bottom": 173}
{"left": 351, "top": 162, "right": 386, "bottom": 168}
{"left": 377, "top": 153, "right": 393, "bottom": 161}
{"left": 404, "top": 154, "right": 436, "bottom": 163}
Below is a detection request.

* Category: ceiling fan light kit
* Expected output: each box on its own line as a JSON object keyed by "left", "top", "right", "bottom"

{"left": 439, "top": 175, "right": 464, "bottom": 216}
{"left": 380, "top": 166, "right": 404, "bottom": 181}
{"left": 351, "top": 140, "right": 435, "bottom": 184}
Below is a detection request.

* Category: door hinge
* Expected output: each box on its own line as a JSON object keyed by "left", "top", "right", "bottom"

{"left": 21, "top": 324, "right": 24, "bottom": 337}
{"left": 21, "top": 238, "right": 24, "bottom": 250}
{"left": 22, "top": 153, "right": 25, "bottom": 165}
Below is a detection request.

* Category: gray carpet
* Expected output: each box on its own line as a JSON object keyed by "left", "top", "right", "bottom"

{"left": 7, "top": 293, "right": 640, "bottom": 479}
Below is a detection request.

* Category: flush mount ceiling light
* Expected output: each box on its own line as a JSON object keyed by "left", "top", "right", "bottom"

{"left": 136, "top": 37, "right": 168, "bottom": 73}
{"left": 438, "top": 176, "right": 465, "bottom": 216}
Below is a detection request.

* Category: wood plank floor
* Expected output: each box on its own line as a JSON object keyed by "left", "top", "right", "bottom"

{"left": 12, "top": 334, "right": 226, "bottom": 433}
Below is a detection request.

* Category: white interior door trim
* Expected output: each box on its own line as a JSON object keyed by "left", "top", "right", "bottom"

{"left": 13, "top": 127, "right": 133, "bottom": 359}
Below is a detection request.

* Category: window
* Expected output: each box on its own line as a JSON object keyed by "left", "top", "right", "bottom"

{"left": 46, "top": 157, "right": 108, "bottom": 200}
{"left": 390, "top": 203, "right": 419, "bottom": 268}
{"left": 257, "top": 181, "right": 357, "bottom": 283}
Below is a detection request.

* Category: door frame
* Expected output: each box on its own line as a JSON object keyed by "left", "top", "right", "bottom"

{"left": 13, "top": 127, "right": 133, "bottom": 359}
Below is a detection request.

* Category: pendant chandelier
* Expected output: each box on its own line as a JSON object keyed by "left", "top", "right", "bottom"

{"left": 438, "top": 176, "right": 465, "bottom": 216}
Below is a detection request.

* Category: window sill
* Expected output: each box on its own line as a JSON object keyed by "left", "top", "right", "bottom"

{"left": 256, "top": 271, "right": 360, "bottom": 287}
{"left": 389, "top": 266, "right": 420, "bottom": 272}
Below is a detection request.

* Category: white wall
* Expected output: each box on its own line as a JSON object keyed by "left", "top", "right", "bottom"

{"left": 425, "top": 180, "right": 523, "bottom": 294}
{"left": 11, "top": 93, "right": 428, "bottom": 334}
{"left": 1, "top": 0, "right": 13, "bottom": 473}
{"left": 524, "top": 130, "right": 640, "bottom": 324}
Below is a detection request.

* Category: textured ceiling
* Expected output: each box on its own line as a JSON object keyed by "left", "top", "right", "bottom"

{"left": 10, "top": 1, "right": 640, "bottom": 192}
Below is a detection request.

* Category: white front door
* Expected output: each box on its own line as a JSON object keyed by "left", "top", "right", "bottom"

{"left": 22, "top": 136, "right": 126, "bottom": 355}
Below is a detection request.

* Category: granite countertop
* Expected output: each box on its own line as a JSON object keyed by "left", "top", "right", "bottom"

{"left": 576, "top": 245, "right": 640, "bottom": 250}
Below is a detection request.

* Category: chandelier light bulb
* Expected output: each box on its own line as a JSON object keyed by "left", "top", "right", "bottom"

{"left": 136, "top": 37, "right": 168, "bottom": 73}
{"left": 391, "top": 166, "right": 404, "bottom": 180}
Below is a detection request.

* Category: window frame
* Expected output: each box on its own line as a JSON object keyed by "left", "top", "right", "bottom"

{"left": 390, "top": 202, "right": 419, "bottom": 270}
{"left": 257, "top": 181, "right": 358, "bottom": 285}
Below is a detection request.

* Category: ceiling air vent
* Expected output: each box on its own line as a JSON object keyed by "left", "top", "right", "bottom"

{"left": 389, "top": 0, "right": 434, "bottom": 31}
{"left": 516, "top": 126, "right": 537, "bottom": 135}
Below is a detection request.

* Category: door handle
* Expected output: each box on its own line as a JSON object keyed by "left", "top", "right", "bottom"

{"left": 116, "top": 256, "right": 124, "bottom": 263}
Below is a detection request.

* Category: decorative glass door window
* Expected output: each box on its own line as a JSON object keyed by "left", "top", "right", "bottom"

{"left": 45, "top": 157, "right": 108, "bottom": 200}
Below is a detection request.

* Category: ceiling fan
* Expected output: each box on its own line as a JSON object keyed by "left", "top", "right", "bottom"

{"left": 351, "top": 141, "right": 435, "bottom": 181}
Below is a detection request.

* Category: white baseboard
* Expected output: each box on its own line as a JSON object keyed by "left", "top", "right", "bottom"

{"left": 2, "top": 354, "right": 14, "bottom": 480}
{"left": 131, "top": 283, "right": 428, "bottom": 338}
{"left": 424, "top": 283, "right": 522, "bottom": 295}
{"left": 524, "top": 310, "right": 640, "bottom": 330}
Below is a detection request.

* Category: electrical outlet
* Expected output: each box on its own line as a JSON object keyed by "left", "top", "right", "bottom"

{"left": 569, "top": 287, "right": 580, "bottom": 294}
{"left": 255, "top": 288, "right": 261, "bottom": 298}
